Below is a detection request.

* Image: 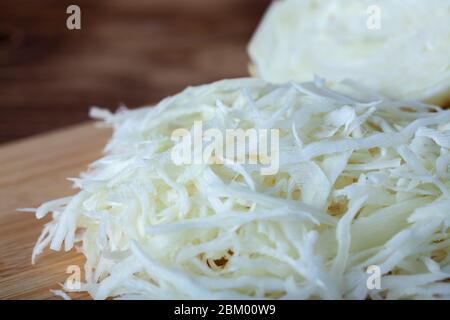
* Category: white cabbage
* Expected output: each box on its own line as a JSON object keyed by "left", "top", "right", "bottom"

{"left": 248, "top": 0, "right": 450, "bottom": 105}
{"left": 32, "top": 77, "right": 450, "bottom": 299}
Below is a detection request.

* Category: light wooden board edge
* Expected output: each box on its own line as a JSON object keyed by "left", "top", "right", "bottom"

{"left": 0, "top": 122, "right": 112, "bottom": 299}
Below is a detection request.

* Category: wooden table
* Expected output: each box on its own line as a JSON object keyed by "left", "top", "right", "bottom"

{"left": 0, "top": 0, "right": 269, "bottom": 144}
{"left": 0, "top": 122, "right": 111, "bottom": 299}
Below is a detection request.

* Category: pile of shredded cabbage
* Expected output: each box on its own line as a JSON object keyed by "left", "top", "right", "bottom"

{"left": 248, "top": 0, "right": 450, "bottom": 105}
{"left": 33, "top": 78, "right": 450, "bottom": 299}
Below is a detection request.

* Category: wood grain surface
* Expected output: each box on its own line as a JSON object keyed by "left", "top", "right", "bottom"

{"left": 0, "top": 122, "right": 111, "bottom": 299}
{"left": 0, "top": 0, "right": 269, "bottom": 144}
{"left": 0, "top": 0, "right": 270, "bottom": 300}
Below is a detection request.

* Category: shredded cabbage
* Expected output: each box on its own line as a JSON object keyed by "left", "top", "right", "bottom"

{"left": 248, "top": 0, "right": 450, "bottom": 105}
{"left": 33, "top": 77, "right": 450, "bottom": 299}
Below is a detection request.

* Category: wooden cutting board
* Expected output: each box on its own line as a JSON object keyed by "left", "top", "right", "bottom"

{"left": 0, "top": 122, "right": 112, "bottom": 299}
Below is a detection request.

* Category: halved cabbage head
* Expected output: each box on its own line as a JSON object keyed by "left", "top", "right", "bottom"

{"left": 248, "top": 0, "right": 450, "bottom": 105}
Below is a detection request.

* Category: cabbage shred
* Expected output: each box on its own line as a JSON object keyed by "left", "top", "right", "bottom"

{"left": 33, "top": 78, "right": 450, "bottom": 299}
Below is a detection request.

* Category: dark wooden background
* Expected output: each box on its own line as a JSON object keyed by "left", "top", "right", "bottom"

{"left": 0, "top": 0, "right": 270, "bottom": 144}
